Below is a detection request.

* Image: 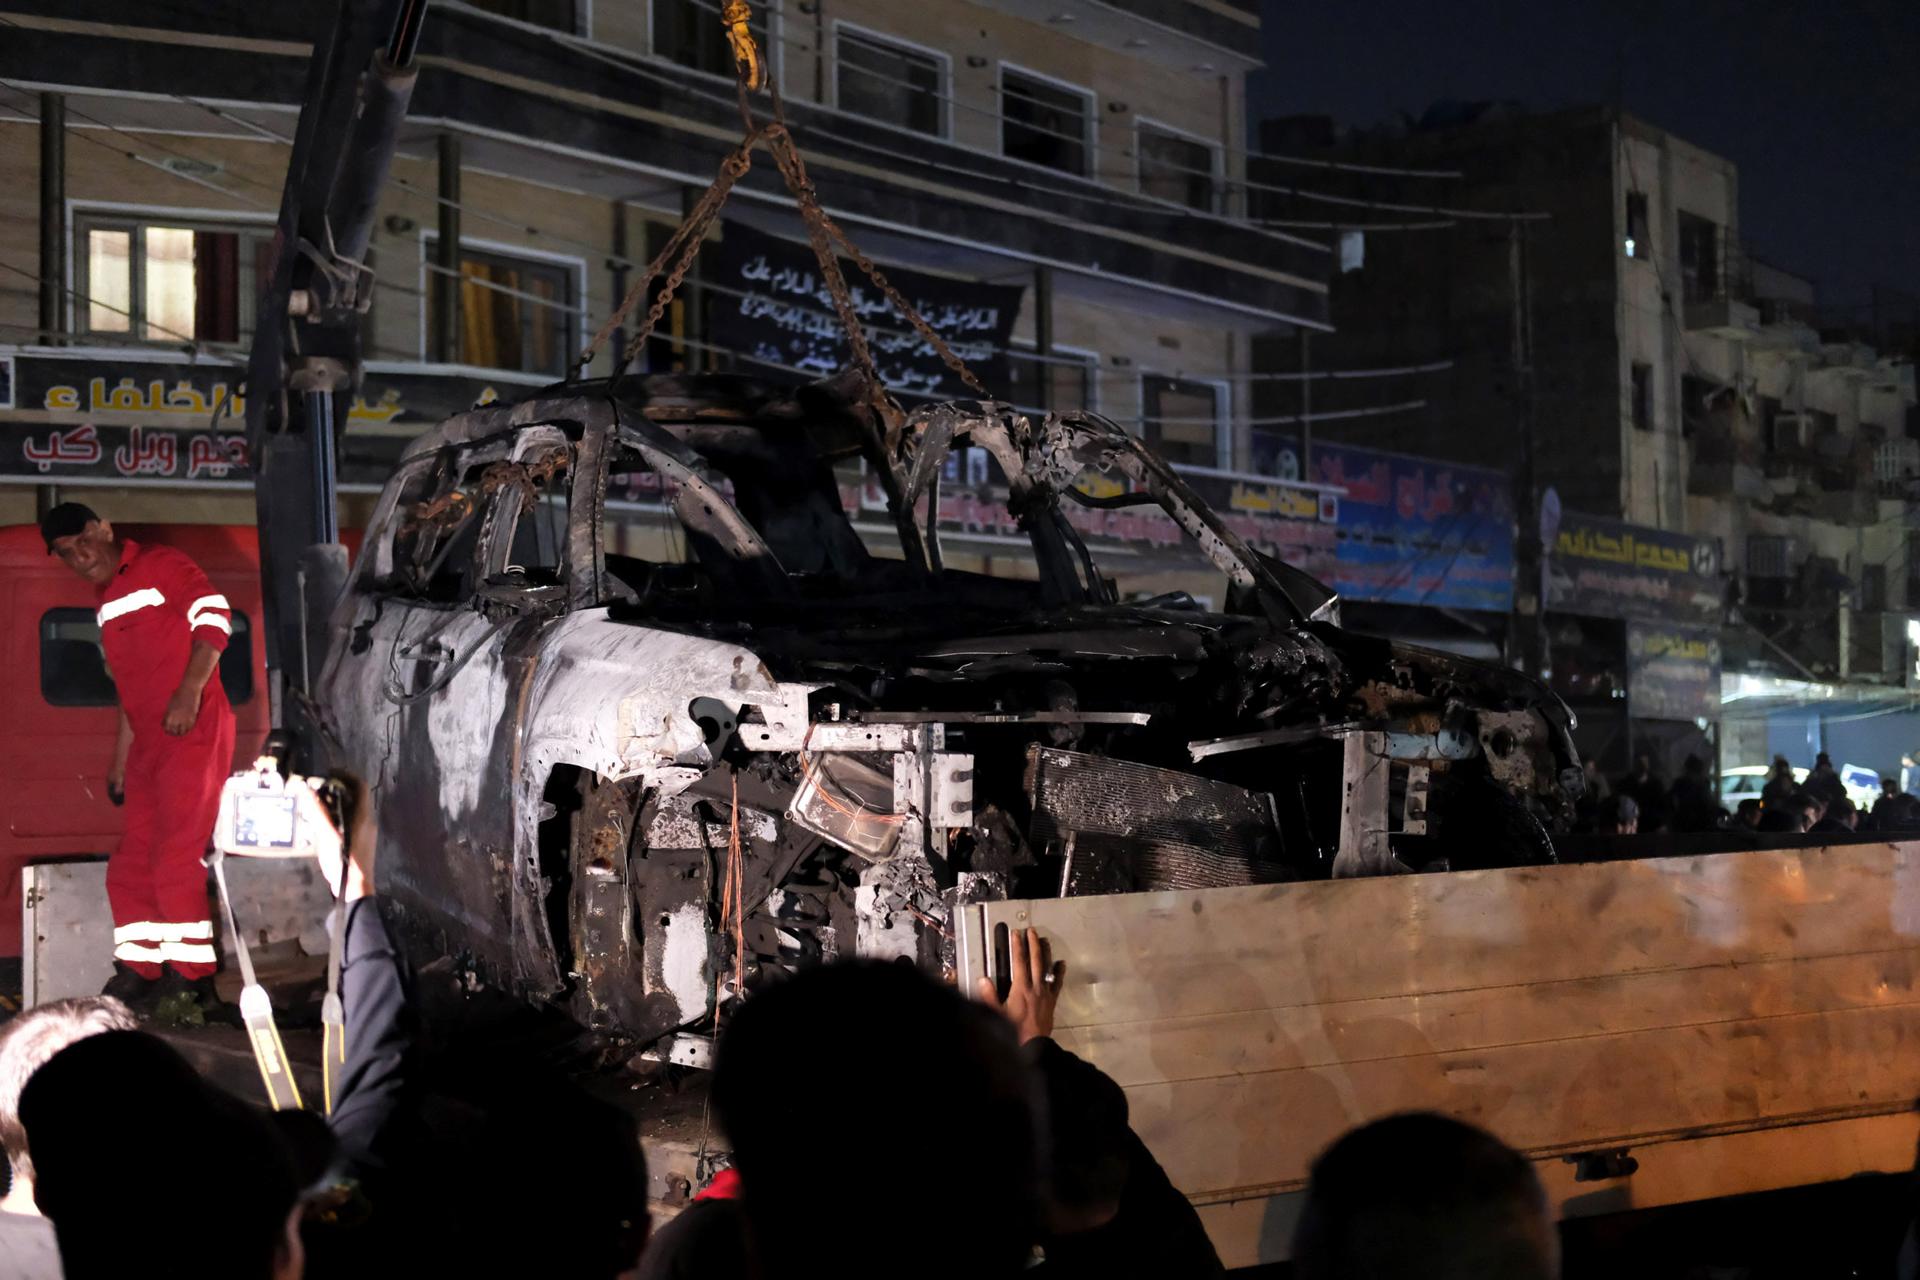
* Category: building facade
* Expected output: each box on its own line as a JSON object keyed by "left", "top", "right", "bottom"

{"left": 1252, "top": 105, "right": 1919, "bottom": 780}
{"left": 0, "top": 0, "right": 1329, "bottom": 596}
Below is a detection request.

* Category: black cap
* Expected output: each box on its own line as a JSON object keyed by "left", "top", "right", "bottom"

{"left": 38, "top": 501, "right": 100, "bottom": 553}
{"left": 21, "top": 1030, "right": 337, "bottom": 1272}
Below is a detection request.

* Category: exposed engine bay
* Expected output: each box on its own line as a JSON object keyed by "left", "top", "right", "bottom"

{"left": 317, "top": 370, "right": 1581, "bottom": 1050}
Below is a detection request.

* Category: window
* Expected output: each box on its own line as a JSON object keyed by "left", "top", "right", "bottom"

{"left": 39, "top": 609, "right": 116, "bottom": 707}
{"left": 466, "top": 0, "right": 577, "bottom": 29}
{"left": 1005, "top": 347, "right": 1094, "bottom": 416}
{"left": 654, "top": 0, "right": 768, "bottom": 78}
{"left": 1810, "top": 408, "right": 1839, "bottom": 437}
{"left": 1863, "top": 563, "right": 1887, "bottom": 614}
{"left": 1137, "top": 123, "right": 1217, "bottom": 212}
{"left": 1624, "top": 191, "right": 1649, "bottom": 260}
{"left": 1141, "top": 374, "right": 1224, "bottom": 468}
{"left": 1338, "top": 230, "right": 1365, "bottom": 274}
{"left": 836, "top": 28, "right": 946, "bottom": 137}
{"left": 1630, "top": 362, "right": 1654, "bottom": 432}
{"left": 1678, "top": 212, "right": 1719, "bottom": 304}
{"left": 425, "top": 240, "right": 577, "bottom": 377}
{"left": 41, "top": 607, "right": 253, "bottom": 706}
{"left": 1000, "top": 69, "right": 1091, "bottom": 176}
{"left": 1681, "top": 374, "right": 1716, "bottom": 437}
{"left": 76, "top": 215, "right": 272, "bottom": 344}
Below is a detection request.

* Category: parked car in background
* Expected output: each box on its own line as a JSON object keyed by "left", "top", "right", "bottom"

{"left": 1720, "top": 763, "right": 1804, "bottom": 808}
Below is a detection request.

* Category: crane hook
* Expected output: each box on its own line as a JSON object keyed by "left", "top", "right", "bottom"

{"left": 722, "top": 1, "right": 766, "bottom": 92}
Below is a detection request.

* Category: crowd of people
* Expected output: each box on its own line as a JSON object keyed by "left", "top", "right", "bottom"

{"left": 0, "top": 776, "right": 1579, "bottom": 1280}
{"left": 1574, "top": 750, "right": 1920, "bottom": 839}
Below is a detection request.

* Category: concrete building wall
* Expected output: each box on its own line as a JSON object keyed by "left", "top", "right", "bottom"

{"left": 588, "top": 0, "right": 1239, "bottom": 206}
{"left": 1614, "top": 123, "right": 1737, "bottom": 529}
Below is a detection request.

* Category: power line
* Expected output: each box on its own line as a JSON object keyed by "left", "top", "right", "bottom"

{"left": 449, "top": 0, "right": 1468, "bottom": 182}
{"left": 3, "top": 251, "right": 1437, "bottom": 434}
{"left": 467, "top": 9, "right": 1546, "bottom": 237}
{"left": 9, "top": 84, "right": 1458, "bottom": 388}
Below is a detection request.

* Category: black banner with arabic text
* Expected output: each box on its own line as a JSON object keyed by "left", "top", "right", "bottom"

{"left": 706, "top": 222, "right": 1023, "bottom": 400}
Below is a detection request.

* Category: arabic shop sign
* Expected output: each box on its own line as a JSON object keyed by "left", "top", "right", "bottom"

{"left": 708, "top": 222, "right": 1022, "bottom": 400}
{"left": 1627, "top": 621, "right": 1722, "bottom": 721}
{"left": 1308, "top": 442, "right": 1514, "bottom": 613}
{"left": 830, "top": 458, "right": 1340, "bottom": 576}
{"left": 0, "top": 350, "right": 525, "bottom": 487}
{"left": 1549, "top": 512, "right": 1723, "bottom": 626}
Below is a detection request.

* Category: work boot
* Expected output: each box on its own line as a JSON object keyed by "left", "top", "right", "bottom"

{"left": 100, "top": 961, "right": 160, "bottom": 1012}
{"left": 145, "top": 966, "right": 230, "bottom": 1029}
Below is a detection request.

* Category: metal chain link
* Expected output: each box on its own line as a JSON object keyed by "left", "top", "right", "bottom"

{"left": 615, "top": 144, "right": 759, "bottom": 372}
{"left": 574, "top": 34, "right": 994, "bottom": 405}
{"left": 573, "top": 139, "right": 760, "bottom": 376}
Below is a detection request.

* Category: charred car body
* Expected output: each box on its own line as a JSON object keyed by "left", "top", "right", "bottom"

{"left": 317, "top": 371, "right": 1581, "bottom": 1043}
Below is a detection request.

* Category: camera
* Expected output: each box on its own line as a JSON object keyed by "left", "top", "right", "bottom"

{"left": 214, "top": 752, "right": 353, "bottom": 859}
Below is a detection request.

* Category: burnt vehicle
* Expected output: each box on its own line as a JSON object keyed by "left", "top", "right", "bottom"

{"left": 316, "top": 370, "right": 1581, "bottom": 1044}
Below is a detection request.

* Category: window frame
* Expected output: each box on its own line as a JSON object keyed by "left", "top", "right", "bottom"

{"left": 1004, "top": 341, "right": 1100, "bottom": 418}
{"left": 1134, "top": 117, "right": 1222, "bottom": 215}
{"left": 1630, "top": 360, "right": 1654, "bottom": 432}
{"left": 39, "top": 604, "right": 255, "bottom": 707}
{"left": 1139, "top": 369, "right": 1232, "bottom": 471}
{"left": 462, "top": 0, "right": 583, "bottom": 33}
{"left": 1677, "top": 210, "right": 1720, "bottom": 304}
{"left": 646, "top": 0, "right": 784, "bottom": 88}
{"left": 996, "top": 62, "right": 1097, "bottom": 179}
{"left": 830, "top": 20, "right": 953, "bottom": 141}
{"left": 1624, "top": 190, "right": 1650, "bottom": 261}
{"left": 69, "top": 202, "right": 276, "bottom": 345}
{"left": 417, "top": 230, "right": 588, "bottom": 377}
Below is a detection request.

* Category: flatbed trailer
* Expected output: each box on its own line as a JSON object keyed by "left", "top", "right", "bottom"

{"left": 958, "top": 836, "right": 1920, "bottom": 1268}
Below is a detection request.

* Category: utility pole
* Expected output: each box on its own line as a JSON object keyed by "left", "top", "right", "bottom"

{"left": 433, "top": 131, "right": 461, "bottom": 364}
{"left": 1298, "top": 329, "right": 1313, "bottom": 478}
{"left": 37, "top": 92, "right": 65, "bottom": 345}
{"left": 1034, "top": 265, "right": 1055, "bottom": 412}
{"left": 1507, "top": 218, "right": 1547, "bottom": 679}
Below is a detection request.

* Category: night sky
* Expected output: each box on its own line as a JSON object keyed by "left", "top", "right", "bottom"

{"left": 1252, "top": 0, "right": 1920, "bottom": 313}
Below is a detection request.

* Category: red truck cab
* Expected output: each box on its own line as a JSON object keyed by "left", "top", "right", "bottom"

{"left": 0, "top": 523, "right": 273, "bottom": 958}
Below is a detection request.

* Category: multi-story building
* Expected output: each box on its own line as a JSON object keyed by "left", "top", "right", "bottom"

{"left": 0, "top": 0, "right": 1329, "bottom": 599}
{"left": 1252, "top": 105, "right": 1918, "bottom": 779}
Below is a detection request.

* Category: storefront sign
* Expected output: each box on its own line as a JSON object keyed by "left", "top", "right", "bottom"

{"left": 0, "top": 349, "right": 538, "bottom": 488}
{"left": 1310, "top": 442, "right": 1514, "bottom": 613}
{"left": 1549, "top": 512, "right": 1723, "bottom": 626}
{"left": 708, "top": 222, "right": 1023, "bottom": 400}
{"left": 1627, "top": 621, "right": 1722, "bottom": 721}
{"left": 822, "top": 458, "right": 1339, "bottom": 578}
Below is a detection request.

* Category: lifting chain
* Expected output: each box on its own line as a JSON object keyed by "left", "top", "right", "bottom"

{"left": 571, "top": 3, "right": 991, "bottom": 407}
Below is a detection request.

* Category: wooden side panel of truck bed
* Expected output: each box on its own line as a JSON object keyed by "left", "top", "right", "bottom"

{"left": 958, "top": 841, "right": 1920, "bottom": 1268}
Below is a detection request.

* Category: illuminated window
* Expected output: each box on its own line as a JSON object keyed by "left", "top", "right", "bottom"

{"left": 1624, "top": 191, "right": 1649, "bottom": 260}
{"left": 425, "top": 239, "right": 578, "bottom": 377}
{"left": 76, "top": 216, "right": 270, "bottom": 344}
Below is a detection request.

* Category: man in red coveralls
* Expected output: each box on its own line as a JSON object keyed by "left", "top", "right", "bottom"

{"left": 41, "top": 504, "right": 235, "bottom": 1016}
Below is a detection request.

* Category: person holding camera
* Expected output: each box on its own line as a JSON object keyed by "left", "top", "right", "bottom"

{"left": 41, "top": 503, "right": 236, "bottom": 1017}
{"left": 15, "top": 771, "right": 421, "bottom": 1280}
